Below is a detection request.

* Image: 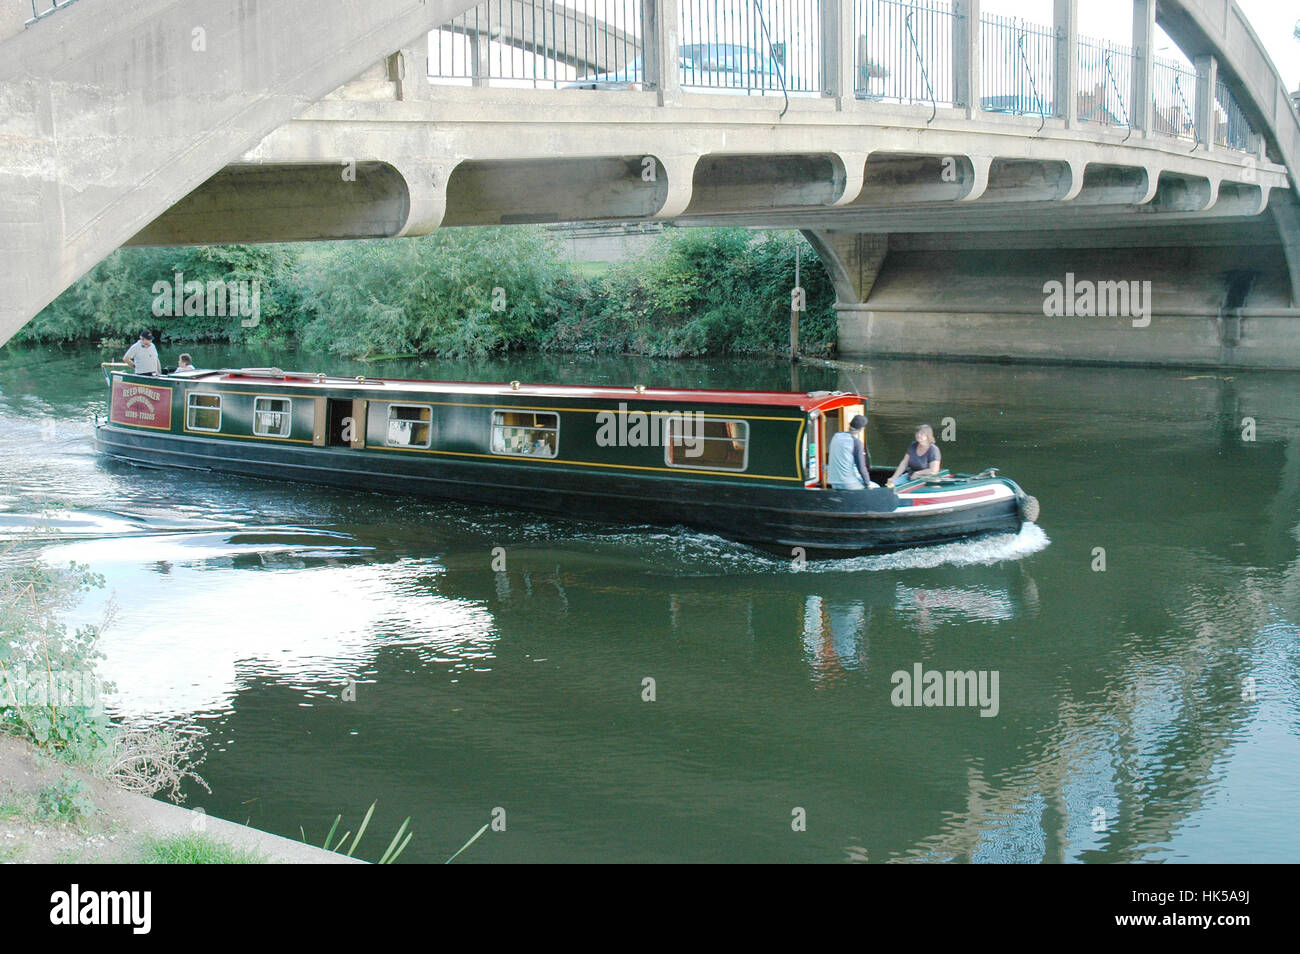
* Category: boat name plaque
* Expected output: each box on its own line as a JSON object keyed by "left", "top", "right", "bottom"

{"left": 109, "top": 381, "right": 173, "bottom": 430}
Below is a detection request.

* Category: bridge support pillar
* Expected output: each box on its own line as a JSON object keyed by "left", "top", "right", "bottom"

{"left": 803, "top": 231, "right": 889, "bottom": 311}
{"left": 1272, "top": 194, "right": 1300, "bottom": 309}
{"left": 953, "top": 0, "right": 980, "bottom": 117}
{"left": 1053, "top": 0, "right": 1078, "bottom": 126}
{"left": 1131, "top": 0, "right": 1156, "bottom": 136}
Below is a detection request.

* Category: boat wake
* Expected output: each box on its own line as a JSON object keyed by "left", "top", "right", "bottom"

{"left": 567, "top": 522, "right": 1051, "bottom": 574}
{"left": 813, "top": 523, "right": 1052, "bottom": 573}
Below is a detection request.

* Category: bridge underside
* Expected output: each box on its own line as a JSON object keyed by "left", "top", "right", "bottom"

{"left": 126, "top": 69, "right": 1300, "bottom": 369}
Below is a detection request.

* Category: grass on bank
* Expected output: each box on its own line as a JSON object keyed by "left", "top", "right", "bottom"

{"left": 139, "top": 834, "right": 268, "bottom": 865}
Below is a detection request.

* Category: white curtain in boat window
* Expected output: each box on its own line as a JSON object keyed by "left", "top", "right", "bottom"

{"left": 253, "top": 397, "right": 292, "bottom": 437}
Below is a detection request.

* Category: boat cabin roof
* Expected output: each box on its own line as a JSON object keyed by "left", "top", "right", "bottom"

{"left": 168, "top": 368, "right": 865, "bottom": 413}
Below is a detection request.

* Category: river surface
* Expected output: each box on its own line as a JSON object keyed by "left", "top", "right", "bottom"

{"left": 2, "top": 343, "right": 1298, "bottom": 863}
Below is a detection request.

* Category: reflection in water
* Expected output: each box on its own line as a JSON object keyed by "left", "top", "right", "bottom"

{"left": 43, "top": 530, "right": 498, "bottom": 720}
{"left": 2, "top": 344, "right": 1300, "bottom": 861}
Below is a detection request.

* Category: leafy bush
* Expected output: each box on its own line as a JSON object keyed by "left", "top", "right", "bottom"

{"left": 20, "top": 226, "right": 839, "bottom": 358}
{"left": 0, "top": 560, "right": 114, "bottom": 762}
{"left": 20, "top": 244, "right": 301, "bottom": 345}
{"left": 37, "top": 774, "right": 96, "bottom": 821}
{"left": 545, "top": 228, "right": 838, "bottom": 357}
{"left": 295, "top": 228, "right": 573, "bottom": 359}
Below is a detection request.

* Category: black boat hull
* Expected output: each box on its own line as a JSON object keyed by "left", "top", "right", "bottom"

{"left": 94, "top": 423, "right": 1026, "bottom": 556}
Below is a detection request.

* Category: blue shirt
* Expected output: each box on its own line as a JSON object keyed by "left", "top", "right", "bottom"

{"left": 828, "top": 431, "right": 871, "bottom": 489}
{"left": 905, "top": 441, "right": 940, "bottom": 475}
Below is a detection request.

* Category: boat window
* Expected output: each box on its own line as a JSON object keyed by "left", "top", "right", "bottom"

{"left": 253, "top": 397, "right": 292, "bottom": 438}
{"left": 386, "top": 404, "right": 433, "bottom": 448}
{"left": 665, "top": 417, "right": 749, "bottom": 471}
{"left": 491, "top": 410, "right": 558, "bottom": 459}
{"left": 186, "top": 392, "right": 222, "bottom": 432}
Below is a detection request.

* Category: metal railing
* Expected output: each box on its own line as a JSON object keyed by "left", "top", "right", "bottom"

{"left": 1214, "top": 78, "right": 1253, "bottom": 152}
{"left": 678, "top": 0, "right": 822, "bottom": 95}
{"left": 429, "top": 0, "right": 643, "bottom": 88}
{"left": 1077, "top": 34, "right": 1133, "bottom": 129}
{"left": 855, "top": 0, "right": 960, "bottom": 109}
{"left": 980, "top": 14, "right": 1056, "bottom": 120}
{"left": 25, "top": 0, "right": 80, "bottom": 25}
{"left": 1151, "top": 55, "right": 1197, "bottom": 142}
{"left": 422, "top": 0, "right": 1263, "bottom": 157}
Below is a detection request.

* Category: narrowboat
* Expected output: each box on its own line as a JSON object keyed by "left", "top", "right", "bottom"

{"left": 93, "top": 365, "right": 1039, "bottom": 556}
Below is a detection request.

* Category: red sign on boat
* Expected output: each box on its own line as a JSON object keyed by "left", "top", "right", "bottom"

{"left": 109, "top": 381, "right": 172, "bottom": 430}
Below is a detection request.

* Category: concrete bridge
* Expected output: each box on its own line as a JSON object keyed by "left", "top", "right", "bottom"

{"left": 3, "top": 0, "right": 1299, "bottom": 367}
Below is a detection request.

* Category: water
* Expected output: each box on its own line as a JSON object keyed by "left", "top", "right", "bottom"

{"left": 2, "top": 343, "right": 1298, "bottom": 863}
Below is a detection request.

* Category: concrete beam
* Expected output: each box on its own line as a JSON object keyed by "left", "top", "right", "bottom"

{"left": 685, "top": 154, "right": 845, "bottom": 214}
{"left": 127, "top": 163, "right": 412, "bottom": 246}
{"left": 442, "top": 156, "right": 669, "bottom": 225}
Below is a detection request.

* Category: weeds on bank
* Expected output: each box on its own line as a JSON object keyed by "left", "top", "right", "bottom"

{"left": 305, "top": 801, "right": 413, "bottom": 864}
{"left": 0, "top": 540, "right": 208, "bottom": 800}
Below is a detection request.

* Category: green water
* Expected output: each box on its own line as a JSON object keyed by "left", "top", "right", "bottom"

{"left": 2, "top": 343, "right": 1297, "bottom": 863}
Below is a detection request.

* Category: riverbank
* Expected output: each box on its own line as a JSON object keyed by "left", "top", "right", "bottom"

{"left": 15, "top": 226, "right": 838, "bottom": 361}
{"left": 0, "top": 735, "right": 355, "bottom": 864}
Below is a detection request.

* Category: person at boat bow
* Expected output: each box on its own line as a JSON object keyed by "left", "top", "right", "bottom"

{"left": 828, "top": 415, "right": 878, "bottom": 490}
{"left": 123, "top": 330, "right": 161, "bottom": 375}
{"left": 887, "top": 425, "right": 942, "bottom": 487}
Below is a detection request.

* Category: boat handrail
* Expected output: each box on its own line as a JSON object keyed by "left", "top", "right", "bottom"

{"left": 224, "top": 367, "right": 288, "bottom": 377}
{"left": 101, "top": 361, "right": 129, "bottom": 369}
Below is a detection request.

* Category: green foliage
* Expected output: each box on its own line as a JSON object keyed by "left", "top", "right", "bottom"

{"left": 0, "top": 560, "right": 114, "bottom": 761}
{"left": 21, "top": 244, "right": 301, "bottom": 346}
{"left": 545, "top": 228, "right": 838, "bottom": 357}
{"left": 308, "top": 800, "right": 413, "bottom": 864}
{"left": 140, "top": 834, "right": 267, "bottom": 864}
{"left": 295, "top": 228, "right": 573, "bottom": 360}
{"left": 36, "top": 773, "right": 96, "bottom": 821}
{"left": 19, "top": 226, "right": 839, "bottom": 359}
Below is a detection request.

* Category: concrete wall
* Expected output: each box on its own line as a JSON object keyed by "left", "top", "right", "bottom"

{"left": 0, "top": 0, "right": 479, "bottom": 346}
{"left": 837, "top": 225, "right": 1299, "bottom": 368}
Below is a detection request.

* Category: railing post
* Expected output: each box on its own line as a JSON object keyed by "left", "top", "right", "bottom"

{"left": 822, "top": 0, "right": 856, "bottom": 105}
{"left": 644, "top": 0, "right": 682, "bottom": 105}
{"left": 1195, "top": 54, "right": 1217, "bottom": 151}
{"left": 1054, "top": 0, "right": 1078, "bottom": 125}
{"left": 470, "top": 31, "right": 491, "bottom": 88}
{"left": 954, "top": 0, "right": 981, "bottom": 116}
{"left": 1131, "top": 0, "right": 1155, "bottom": 136}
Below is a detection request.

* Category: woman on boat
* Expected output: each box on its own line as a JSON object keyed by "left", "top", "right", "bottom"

{"left": 887, "top": 425, "right": 942, "bottom": 487}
